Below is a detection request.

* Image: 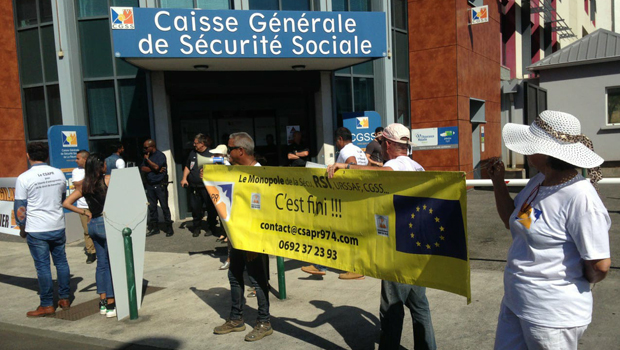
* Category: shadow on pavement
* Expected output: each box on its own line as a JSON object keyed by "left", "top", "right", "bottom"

{"left": 0, "top": 273, "right": 83, "bottom": 306}
{"left": 190, "top": 287, "right": 377, "bottom": 349}
{"left": 114, "top": 337, "right": 182, "bottom": 350}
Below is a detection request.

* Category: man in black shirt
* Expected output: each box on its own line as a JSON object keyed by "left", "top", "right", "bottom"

{"left": 286, "top": 131, "right": 309, "bottom": 167}
{"left": 141, "top": 139, "right": 174, "bottom": 237}
{"left": 365, "top": 127, "right": 384, "bottom": 167}
{"left": 180, "top": 133, "right": 218, "bottom": 237}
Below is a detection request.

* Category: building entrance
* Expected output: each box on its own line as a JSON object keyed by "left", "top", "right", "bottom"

{"left": 165, "top": 71, "right": 320, "bottom": 218}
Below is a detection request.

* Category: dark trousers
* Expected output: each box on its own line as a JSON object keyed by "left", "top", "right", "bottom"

{"left": 190, "top": 186, "right": 217, "bottom": 230}
{"left": 146, "top": 183, "right": 172, "bottom": 228}
{"left": 379, "top": 280, "right": 436, "bottom": 350}
{"left": 228, "top": 248, "right": 270, "bottom": 322}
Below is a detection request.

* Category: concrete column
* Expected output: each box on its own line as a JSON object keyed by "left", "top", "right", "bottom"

{"left": 150, "top": 71, "right": 180, "bottom": 221}
{"left": 53, "top": 0, "right": 86, "bottom": 126}
{"left": 315, "top": 71, "right": 335, "bottom": 165}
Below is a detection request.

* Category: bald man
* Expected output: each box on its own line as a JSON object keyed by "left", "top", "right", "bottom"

{"left": 141, "top": 139, "right": 173, "bottom": 237}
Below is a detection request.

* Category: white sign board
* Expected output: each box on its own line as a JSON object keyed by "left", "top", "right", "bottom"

{"left": 471, "top": 5, "right": 489, "bottom": 25}
{"left": 0, "top": 178, "right": 19, "bottom": 236}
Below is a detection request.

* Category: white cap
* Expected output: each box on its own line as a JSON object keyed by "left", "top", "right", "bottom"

{"left": 382, "top": 123, "right": 411, "bottom": 145}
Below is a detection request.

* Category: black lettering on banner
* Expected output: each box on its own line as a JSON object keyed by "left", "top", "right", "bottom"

{"left": 277, "top": 240, "right": 336, "bottom": 260}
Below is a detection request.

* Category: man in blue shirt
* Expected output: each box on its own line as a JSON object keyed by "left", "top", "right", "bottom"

{"left": 105, "top": 142, "right": 125, "bottom": 175}
{"left": 141, "top": 139, "right": 174, "bottom": 237}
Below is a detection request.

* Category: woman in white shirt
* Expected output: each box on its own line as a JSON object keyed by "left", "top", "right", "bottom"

{"left": 487, "top": 110, "right": 611, "bottom": 350}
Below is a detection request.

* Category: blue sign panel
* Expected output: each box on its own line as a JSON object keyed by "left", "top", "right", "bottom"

{"left": 342, "top": 111, "right": 382, "bottom": 150}
{"left": 411, "top": 126, "right": 459, "bottom": 150}
{"left": 48, "top": 126, "right": 89, "bottom": 200}
{"left": 111, "top": 8, "right": 387, "bottom": 59}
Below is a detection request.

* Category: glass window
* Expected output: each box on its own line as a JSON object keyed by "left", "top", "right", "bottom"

{"left": 17, "top": 29, "right": 43, "bottom": 85}
{"left": 40, "top": 25, "right": 58, "bottom": 82}
{"left": 77, "top": 0, "right": 109, "bottom": 18}
{"left": 335, "top": 67, "right": 350, "bottom": 75}
{"left": 118, "top": 77, "right": 150, "bottom": 137}
{"left": 16, "top": 0, "right": 37, "bottom": 27}
{"left": 281, "top": 0, "right": 310, "bottom": 11}
{"left": 86, "top": 81, "right": 119, "bottom": 136}
{"left": 608, "top": 87, "right": 620, "bottom": 124}
{"left": 395, "top": 81, "right": 409, "bottom": 125}
{"left": 112, "top": 0, "right": 139, "bottom": 6}
{"left": 40, "top": 0, "right": 54, "bottom": 23}
{"left": 160, "top": 0, "right": 193, "bottom": 8}
{"left": 47, "top": 85, "right": 63, "bottom": 126}
{"left": 24, "top": 87, "right": 47, "bottom": 140}
{"left": 349, "top": 0, "right": 370, "bottom": 11}
{"left": 394, "top": 31, "right": 409, "bottom": 80}
{"left": 352, "top": 61, "right": 373, "bottom": 76}
{"left": 116, "top": 58, "right": 138, "bottom": 77}
{"left": 249, "top": 0, "right": 278, "bottom": 10}
{"left": 332, "top": 0, "right": 346, "bottom": 11}
{"left": 335, "top": 76, "right": 352, "bottom": 120}
{"left": 196, "top": 0, "right": 231, "bottom": 9}
{"left": 79, "top": 19, "right": 113, "bottom": 78}
{"left": 353, "top": 77, "right": 374, "bottom": 111}
{"left": 392, "top": 0, "right": 407, "bottom": 30}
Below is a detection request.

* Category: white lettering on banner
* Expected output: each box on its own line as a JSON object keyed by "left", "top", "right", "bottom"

{"left": 138, "top": 11, "right": 375, "bottom": 57}
{"left": 352, "top": 133, "right": 374, "bottom": 143}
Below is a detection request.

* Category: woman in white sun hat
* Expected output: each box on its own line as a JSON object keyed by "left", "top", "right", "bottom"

{"left": 487, "top": 110, "right": 611, "bottom": 350}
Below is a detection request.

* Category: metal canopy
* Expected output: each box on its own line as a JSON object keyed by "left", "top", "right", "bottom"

{"left": 529, "top": 0, "right": 576, "bottom": 40}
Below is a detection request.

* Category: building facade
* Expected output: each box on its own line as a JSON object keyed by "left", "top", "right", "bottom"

{"left": 3, "top": 0, "right": 527, "bottom": 220}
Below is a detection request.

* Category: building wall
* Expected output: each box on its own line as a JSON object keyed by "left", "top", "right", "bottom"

{"left": 408, "top": 0, "right": 501, "bottom": 175}
{"left": 539, "top": 61, "right": 620, "bottom": 162}
{"left": 0, "top": 0, "right": 27, "bottom": 177}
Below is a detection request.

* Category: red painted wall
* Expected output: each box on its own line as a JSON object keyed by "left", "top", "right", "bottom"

{"left": 408, "top": 0, "right": 502, "bottom": 176}
{"left": 0, "top": 0, "right": 27, "bottom": 177}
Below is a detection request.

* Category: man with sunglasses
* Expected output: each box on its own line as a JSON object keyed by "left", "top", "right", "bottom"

{"left": 141, "top": 139, "right": 174, "bottom": 237}
{"left": 214, "top": 132, "right": 273, "bottom": 342}
{"left": 181, "top": 133, "right": 218, "bottom": 237}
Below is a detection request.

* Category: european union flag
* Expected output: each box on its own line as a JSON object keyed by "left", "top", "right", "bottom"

{"left": 394, "top": 195, "right": 467, "bottom": 261}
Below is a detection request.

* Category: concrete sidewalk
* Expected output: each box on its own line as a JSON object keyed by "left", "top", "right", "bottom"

{"left": 1, "top": 187, "right": 619, "bottom": 349}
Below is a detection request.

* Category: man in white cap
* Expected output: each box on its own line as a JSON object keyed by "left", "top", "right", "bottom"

{"left": 327, "top": 123, "right": 435, "bottom": 350}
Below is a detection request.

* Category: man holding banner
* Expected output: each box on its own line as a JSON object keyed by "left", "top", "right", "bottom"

{"left": 327, "top": 123, "right": 436, "bottom": 350}
{"left": 213, "top": 132, "right": 273, "bottom": 342}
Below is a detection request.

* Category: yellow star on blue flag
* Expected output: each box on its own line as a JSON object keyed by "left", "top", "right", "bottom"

{"left": 394, "top": 195, "right": 467, "bottom": 261}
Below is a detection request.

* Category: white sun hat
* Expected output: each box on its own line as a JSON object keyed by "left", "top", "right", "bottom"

{"left": 211, "top": 144, "right": 228, "bottom": 155}
{"left": 502, "top": 110, "right": 603, "bottom": 169}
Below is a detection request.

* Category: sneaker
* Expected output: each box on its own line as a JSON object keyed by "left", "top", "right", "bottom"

{"left": 86, "top": 253, "right": 96, "bottom": 264}
{"left": 244, "top": 321, "right": 273, "bottom": 342}
{"left": 338, "top": 271, "right": 365, "bottom": 280}
{"left": 99, "top": 299, "right": 107, "bottom": 315}
{"left": 214, "top": 319, "right": 246, "bottom": 334}
{"left": 219, "top": 261, "right": 230, "bottom": 270}
{"left": 106, "top": 302, "right": 116, "bottom": 318}
{"left": 301, "top": 265, "right": 326, "bottom": 276}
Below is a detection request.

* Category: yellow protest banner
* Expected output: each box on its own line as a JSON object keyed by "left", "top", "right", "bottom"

{"left": 204, "top": 165, "right": 470, "bottom": 302}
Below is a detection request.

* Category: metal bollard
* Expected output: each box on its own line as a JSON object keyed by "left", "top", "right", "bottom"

{"left": 122, "top": 227, "right": 139, "bottom": 320}
{"left": 276, "top": 256, "right": 286, "bottom": 300}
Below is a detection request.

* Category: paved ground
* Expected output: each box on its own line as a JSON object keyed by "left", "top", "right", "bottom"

{"left": 1, "top": 185, "right": 619, "bottom": 349}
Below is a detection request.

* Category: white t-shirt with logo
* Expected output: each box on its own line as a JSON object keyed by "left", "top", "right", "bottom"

{"left": 337, "top": 143, "right": 368, "bottom": 165}
{"left": 504, "top": 173, "right": 611, "bottom": 327}
{"left": 15, "top": 164, "right": 66, "bottom": 232}
{"left": 71, "top": 168, "right": 88, "bottom": 209}
{"left": 384, "top": 156, "right": 424, "bottom": 172}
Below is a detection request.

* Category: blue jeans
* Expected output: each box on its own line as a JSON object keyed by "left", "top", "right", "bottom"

{"left": 88, "top": 217, "right": 114, "bottom": 298}
{"left": 26, "top": 232, "right": 70, "bottom": 307}
{"left": 379, "top": 280, "right": 436, "bottom": 350}
{"left": 228, "top": 248, "right": 270, "bottom": 322}
{"left": 313, "top": 264, "right": 327, "bottom": 272}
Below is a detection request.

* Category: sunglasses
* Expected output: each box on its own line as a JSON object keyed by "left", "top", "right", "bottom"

{"left": 227, "top": 146, "right": 241, "bottom": 154}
